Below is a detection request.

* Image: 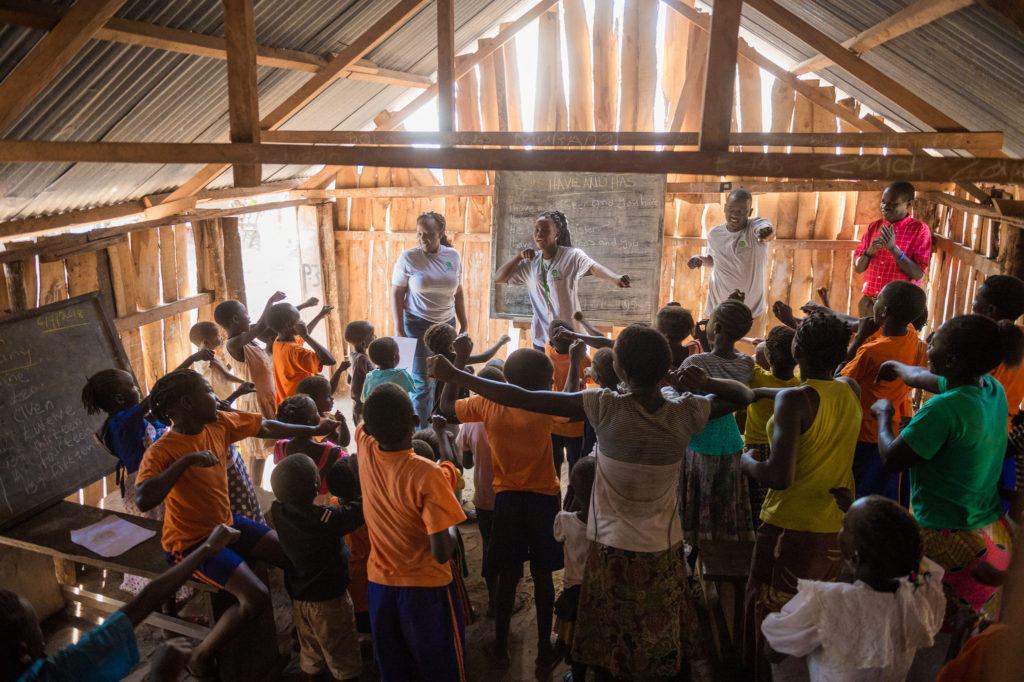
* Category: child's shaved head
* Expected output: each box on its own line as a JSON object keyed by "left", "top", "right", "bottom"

{"left": 189, "top": 321, "right": 220, "bottom": 347}
{"left": 502, "top": 348, "right": 554, "bottom": 391}
{"left": 266, "top": 303, "right": 300, "bottom": 333}
{"left": 271, "top": 453, "right": 318, "bottom": 505}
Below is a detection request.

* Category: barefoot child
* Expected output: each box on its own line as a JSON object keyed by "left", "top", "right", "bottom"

{"left": 134, "top": 369, "right": 339, "bottom": 676}
{"left": 762, "top": 496, "right": 945, "bottom": 681}
{"left": 436, "top": 337, "right": 565, "bottom": 670}
{"left": 267, "top": 302, "right": 337, "bottom": 406}
{"left": 271, "top": 454, "right": 365, "bottom": 682}
{"left": 355, "top": 384, "right": 466, "bottom": 681}
{"left": 429, "top": 324, "right": 754, "bottom": 680}
{"left": 745, "top": 325, "right": 799, "bottom": 525}
{"left": 840, "top": 280, "right": 927, "bottom": 503}
{"left": 679, "top": 299, "right": 757, "bottom": 546}
{"left": 344, "top": 320, "right": 375, "bottom": 425}
{"left": 553, "top": 456, "right": 596, "bottom": 682}
{"left": 874, "top": 314, "right": 1022, "bottom": 622}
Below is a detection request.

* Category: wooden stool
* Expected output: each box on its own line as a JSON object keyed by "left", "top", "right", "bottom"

{"left": 696, "top": 540, "right": 754, "bottom": 659}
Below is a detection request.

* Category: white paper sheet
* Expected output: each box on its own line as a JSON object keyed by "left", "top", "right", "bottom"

{"left": 390, "top": 335, "right": 419, "bottom": 371}
{"left": 70, "top": 515, "right": 156, "bottom": 558}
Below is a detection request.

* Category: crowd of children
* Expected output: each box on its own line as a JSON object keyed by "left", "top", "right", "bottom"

{"left": 9, "top": 195, "right": 1024, "bottom": 682}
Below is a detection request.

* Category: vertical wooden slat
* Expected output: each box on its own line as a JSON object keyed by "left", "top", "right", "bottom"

{"left": 535, "top": 9, "right": 566, "bottom": 131}
{"left": 221, "top": 217, "right": 247, "bottom": 306}
{"left": 662, "top": 1, "right": 691, "bottom": 129}
{"left": 563, "top": 0, "right": 595, "bottom": 131}
{"left": 350, "top": 167, "right": 372, "bottom": 231}
{"left": 500, "top": 24, "right": 524, "bottom": 132}
{"left": 436, "top": 0, "right": 456, "bottom": 132}
{"left": 790, "top": 94, "right": 817, "bottom": 308}
{"left": 158, "top": 227, "right": 187, "bottom": 371}
{"left": 107, "top": 242, "right": 146, "bottom": 384}
{"left": 766, "top": 78, "right": 797, "bottom": 316}
{"left": 455, "top": 68, "right": 490, "bottom": 233}
{"left": 130, "top": 229, "right": 165, "bottom": 391}
{"left": 619, "top": 0, "right": 658, "bottom": 133}
{"left": 0, "top": 264, "right": 10, "bottom": 315}
{"left": 315, "top": 203, "right": 344, "bottom": 356}
{"left": 37, "top": 260, "right": 68, "bottom": 306}
{"left": 371, "top": 166, "right": 392, "bottom": 232}
{"left": 65, "top": 252, "right": 99, "bottom": 296}
{"left": 699, "top": 0, "right": 742, "bottom": 150}
{"left": 592, "top": 0, "right": 618, "bottom": 131}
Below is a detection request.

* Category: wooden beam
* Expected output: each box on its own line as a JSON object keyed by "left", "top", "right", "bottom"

{"left": 745, "top": 0, "right": 963, "bottom": 130}
{"left": 0, "top": 0, "right": 128, "bottom": 131}
{"left": 667, "top": 236, "right": 860, "bottom": 250}
{"left": 791, "top": 0, "right": 974, "bottom": 76}
{"left": 436, "top": 0, "right": 455, "bottom": 132}
{"left": 297, "top": 0, "right": 560, "bottom": 190}
{"left": 222, "top": 0, "right": 261, "bottom": 187}
{"left": 114, "top": 292, "right": 213, "bottom": 332}
{"left": 160, "top": 0, "right": 430, "bottom": 204}
{"left": 934, "top": 234, "right": 1002, "bottom": 276}
{"left": 298, "top": 185, "right": 493, "bottom": 199}
{"left": 922, "top": 191, "right": 1024, "bottom": 229}
{"left": 0, "top": 1, "right": 433, "bottom": 89}
{"left": 698, "top": 0, "right": 743, "bottom": 151}
{"left": 2, "top": 140, "right": 1022, "bottom": 182}
{"left": 262, "top": 128, "right": 1004, "bottom": 150}
{"left": 976, "top": 0, "right": 1024, "bottom": 35}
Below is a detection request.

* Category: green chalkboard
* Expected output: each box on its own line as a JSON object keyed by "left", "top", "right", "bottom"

{"left": 0, "top": 294, "right": 128, "bottom": 529}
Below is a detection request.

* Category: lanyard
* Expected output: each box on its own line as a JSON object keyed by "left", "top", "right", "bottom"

{"left": 539, "top": 258, "right": 554, "bottom": 309}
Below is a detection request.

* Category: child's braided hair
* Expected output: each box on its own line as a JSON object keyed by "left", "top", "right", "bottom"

{"left": 794, "top": 313, "right": 851, "bottom": 374}
{"left": 82, "top": 369, "right": 131, "bottom": 415}
{"left": 148, "top": 369, "right": 207, "bottom": 423}
{"left": 418, "top": 211, "right": 451, "bottom": 247}
{"left": 850, "top": 496, "right": 923, "bottom": 590}
{"left": 539, "top": 210, "right": 572, "bottom": 247}
{"left": 276, "top": 394, "right": 318, "bottom": 425}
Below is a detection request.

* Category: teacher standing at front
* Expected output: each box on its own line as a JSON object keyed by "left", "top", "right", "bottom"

{"left": 392, "top": 211, "right": 468, "bottom": 426}
{"left": 495, "top": 211, "right": 631, "bottom": 349}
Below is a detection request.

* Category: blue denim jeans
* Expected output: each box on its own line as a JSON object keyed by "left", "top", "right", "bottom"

{"left": 404, "top": 311, "right": 455, "bottom": 427}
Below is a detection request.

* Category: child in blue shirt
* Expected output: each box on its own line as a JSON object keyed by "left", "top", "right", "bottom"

{"left": 360, "top": 337, "right": 416, "bottom": 402}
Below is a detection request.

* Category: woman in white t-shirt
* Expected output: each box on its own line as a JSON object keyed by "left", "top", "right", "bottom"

{"left": 494, "top": 211, "right": 631, "bottom": 349}
{"left": 391, "top": 211, "right": 467, "bottom": 425}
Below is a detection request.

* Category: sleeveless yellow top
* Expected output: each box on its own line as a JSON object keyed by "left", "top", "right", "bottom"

{"left": 761, "top": 378, "right": 862, "bottom": 533}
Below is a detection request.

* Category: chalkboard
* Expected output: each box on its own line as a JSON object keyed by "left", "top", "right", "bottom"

{"left": 0, "top": 294, "right": 127, "bottom": 529}
{"left": 490, "top": 171, "right": 665, "bottom": 325}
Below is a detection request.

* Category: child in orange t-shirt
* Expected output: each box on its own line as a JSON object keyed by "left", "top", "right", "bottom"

{"left": 840, "top": 280, "right": 927, "bottom": 503}
{"left": 438, "top": 335, "right": 571, "bottom": 670}
{"left": 972, "top": 274, "right": 1024, "bottom": 512}
{"left": 355, "top": 384, "right": 467, "bottom": 681}
{"left": 135, "top": 369, "right": 338, "bottom": 676}
{"left": 266, "top": 302, "right": 337, "bottom": 406}
{"left": 547, "top": 318, "right": 591, "bottom": 479}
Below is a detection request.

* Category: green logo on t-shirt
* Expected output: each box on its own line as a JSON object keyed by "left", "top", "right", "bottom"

{"left": 445, "top": 261, "right": 454, "bottom": 271}
{"left": 550, "top": 268, "right": 561, "bottom": 280}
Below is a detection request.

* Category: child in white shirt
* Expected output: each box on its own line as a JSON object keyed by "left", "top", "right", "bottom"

{"left": 762, "top": 495, "right": 946, "bottom": 681}
{"left": 553, "top": 455, "right": 596, "bottom": 681}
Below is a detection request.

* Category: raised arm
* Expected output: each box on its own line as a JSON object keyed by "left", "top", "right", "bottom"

{"left": 431, "top": 415, "right": 460, "bottom": 467}
{"left": 391, "top": 285, "right": 408, "bottom": 337}
{"left": 556, "top": 327, "right": 613, "bottom": 350}
{"left": 842, "top": 317, "right": 880, "bottom": 366}
{"left": 429, "top": 354, "right": 587, "bottom": 420}
{"left": 226, "top": 291, "right": 285, "bottom": 362}
{"left": 494, "top": 249, "right": 532, "bottom": 284}
{"left": 668, "top": 365, "right": 755, "bottom": 419}
{"left": 876, "top": 360, "right": 941, "bottom": 394}
{"left": 306, "top": 305, "right": 334, "bottom": 334}
{"left": 330, "top": 360, "right": 351, "bottom": 394}
{"left": 120, "top": 524, "right": 239, "bottom": 626}
{"left": 136, "top": 451, "right": 218, "bottom": 512}
{"left": 572, "top": 311, "right": 602, "bottom": 337}
{"left": 467, "top": 334, "right": 511, "bottom": 364}
{"left": 256, "top": 417, "right": 339, "bottom": 440}
{"left": 687, "top": 254, "right": 713, "bottom": 269}
{"left": 296, "top": 321, "right": 336, "bottom": 366}
{"left": 564, "top": 340, "right": 586, "bottom": 392}
{"left": 587, "top": 261, "right": 630, "bottom": 288}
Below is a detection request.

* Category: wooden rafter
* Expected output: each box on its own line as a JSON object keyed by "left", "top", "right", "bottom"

{"left": 699, "top": 0, "right": 744, "bottom": 150}
{"left": 744, "top": 0, "right": 963, "bottom": 130}
{"left": 977, "top": 0, "right": 1024, "bottom": 35}
{"left": 222, "top": 0, "right": 261, "bottom": 187}
{"left": 261, "top": 129, "right": 1004, "bottom": 150}
{"left": 0, "top": 1, "right": 433, "bottom": 89}
{"left": 1, "top": 141, "right": 1021, "bottom": 183}
{"left": 0, "top": 0, "right": 128, "bottom": 131}
{"left": 158, "top": 0, "right": 430, "bottom": 205}
{"left": 298, "top": 0, "right": 560, "bottom": 190}
{"left": 791, "top": 0, "right": 974, "bottom": 76}
{"left": 436, "top": 0, "right": 456, "bottom": 132}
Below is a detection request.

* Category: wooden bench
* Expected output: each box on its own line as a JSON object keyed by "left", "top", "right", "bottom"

{"left": 0, "top": 500, "right": 281, "bottom": 681}
{"left": 696, "top": 539, "right": 755, "bottom": 660}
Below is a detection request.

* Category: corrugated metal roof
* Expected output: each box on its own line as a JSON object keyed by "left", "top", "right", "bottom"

{"left": 0, "top": 0, "right": 525, "bottom": 222}
{"left": 739, "top": 0, "right": 1024, "bottom": 158}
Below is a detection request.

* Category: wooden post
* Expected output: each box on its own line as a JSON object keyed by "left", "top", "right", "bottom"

{"left": 221, "top": 217, "right": 247, "bottom": 306}
{"left": 315, "top": 203, "right": 344, "bottom": 358}
{"left": 563, "top": 0, "right": 595, "bottom": 131}
{"left": 699, "top": 0, "right": 742, "bottom": 151}
{"left": 107, "top": 242, "right": 146, "bottom": 383}
{"left": 130, "top": 228, "right": 165, "bottom": 391}
{"left": 221, "top": 0, "right": 261, "bottom": 186}
{"left": 158, "top": 226, "right": 188, "bottom": 371}
{"left": 436, "top": 0, "right": 456, "bottom": 132}
{"left": 535, "top": 9, "right": 566, "bottom": 131}
{"left": 592, "top": 0, "right": 618, "bottom": 131}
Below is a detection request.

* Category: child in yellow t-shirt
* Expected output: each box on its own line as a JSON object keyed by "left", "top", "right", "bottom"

{"left": 745, "top": 325, "right": 800, "bottom": 525}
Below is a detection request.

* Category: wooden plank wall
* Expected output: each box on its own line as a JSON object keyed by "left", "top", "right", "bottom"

{"left": 0, "top": 219, "right": 241, "bottom": 507}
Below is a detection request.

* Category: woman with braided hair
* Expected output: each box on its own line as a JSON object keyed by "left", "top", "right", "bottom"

{"left": 494, "top": 210, "right": 631, "bottom": 350}
{"left": 391, "top": 211, "right": 468, "bottom": 426}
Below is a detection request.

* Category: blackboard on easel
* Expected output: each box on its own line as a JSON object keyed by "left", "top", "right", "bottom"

{"left": 0, "top": 294, "right": 128, "bottom": 529}
{"left": 490, "top": 171, "right": 666, "bottom": 325}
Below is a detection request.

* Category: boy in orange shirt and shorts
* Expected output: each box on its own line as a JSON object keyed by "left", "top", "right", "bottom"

{"left": 841, "top": 280, "right": 927, "bottom": 503}
{"left": 356, "top": 384, "right": 467, "bottom": 681}
{"left": 437, "top": 335, "right": 566, "bottom": 671}
{"left": 266, "top": 302, "right": 337, "bottom": 406}
{"left": 135, "top": 369, "right": 338, "bottom": 676}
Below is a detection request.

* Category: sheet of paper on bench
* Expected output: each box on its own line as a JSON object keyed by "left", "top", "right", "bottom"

{"left": 71, "top": 515, "right": 156, "bottom": 558}
{"left": 389, "top": 336, "right": 419, "bottom": 371}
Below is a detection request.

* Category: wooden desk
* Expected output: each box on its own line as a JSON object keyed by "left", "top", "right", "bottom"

{"left": 697, "top": 540, "right": 755, "bottom": 660}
